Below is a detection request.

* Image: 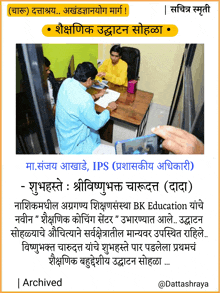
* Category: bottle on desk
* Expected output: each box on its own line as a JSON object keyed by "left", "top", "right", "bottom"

{"left": 127, "top": 80, "right": 138, "bottom": 94}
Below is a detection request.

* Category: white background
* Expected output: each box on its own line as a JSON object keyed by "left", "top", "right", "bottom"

{"left": 1, "top": 1, "right": 219, "bottom": 292}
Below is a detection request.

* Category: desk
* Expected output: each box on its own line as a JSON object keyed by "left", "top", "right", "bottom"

{"left": 88, "top": 83, "right": 153, "bottom": 144}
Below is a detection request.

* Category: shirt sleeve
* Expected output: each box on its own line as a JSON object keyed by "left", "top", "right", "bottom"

{"left": 79, "top": 97, "right": 110, "bottom": 131}
{"left": 96, "top": 60, "right": 108, "bottom": 82}
{"left": 105, "top": 62, "right": 128, "bottom": 86}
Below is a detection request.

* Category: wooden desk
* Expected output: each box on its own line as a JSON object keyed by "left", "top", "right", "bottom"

{"left": 88, "top": 83, "right": 154, "bottom": 143}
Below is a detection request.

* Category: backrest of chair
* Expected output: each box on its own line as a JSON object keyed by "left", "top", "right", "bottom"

{"left": 121, "top": 47, "right": 140, "bottom": 81}
{"left": 67, "top": 55, "right": 75, "bottom": 78}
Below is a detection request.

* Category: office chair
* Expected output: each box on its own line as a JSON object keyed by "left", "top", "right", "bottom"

{"left": 121, "top": 47, "right": 140, "bottom": 81}
{"left": 67, "top": 55, "right": 75, "bottom": 78}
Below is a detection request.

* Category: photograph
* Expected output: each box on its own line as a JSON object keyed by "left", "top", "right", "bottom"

{"left": 16, "top": 43, "right": 204, "bottom": 155}
{"left": 2, "top": 1, "right": 218, "bottom": 292}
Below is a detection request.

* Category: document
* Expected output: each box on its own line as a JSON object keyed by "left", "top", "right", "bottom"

{"left": 95, "top": 89, "right": 120, "bottom": 108}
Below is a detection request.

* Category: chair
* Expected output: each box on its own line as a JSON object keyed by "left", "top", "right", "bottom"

{"left": 121, "top": 47, "right": 140, "bottom": 81}
{"left": 67, "top": 55, "right": 75, "bottom": 78}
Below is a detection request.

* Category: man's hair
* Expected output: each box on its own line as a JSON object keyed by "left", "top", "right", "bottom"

{"left": 44, "top": 57, "right": 51, "bottom": 67}
{"left": 74, "top": 62, "right": 97, "bottom": 82}
{"left": 110, "top": 45, "right": 122, "bottom": 56}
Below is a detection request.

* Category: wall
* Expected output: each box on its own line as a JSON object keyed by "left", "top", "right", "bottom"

{"left": 98, "top": 44, "right": 185, "bottom": 107}
{"left": 42, "top": 44, "right": 98, "bottom": 78}
{"left": 98, "top": 44, "right": 111, "bottom": 61}
{"left": 42, "top": 44, "right": 187, "bottom": 108}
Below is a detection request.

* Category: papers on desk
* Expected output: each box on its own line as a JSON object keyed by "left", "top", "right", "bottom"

{"left": 95, "top": 89, "right": 120, "bottom": 108}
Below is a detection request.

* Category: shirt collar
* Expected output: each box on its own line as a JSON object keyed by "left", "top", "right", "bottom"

{"left": 73, "top": 78, "right": 87, "bottom": 91}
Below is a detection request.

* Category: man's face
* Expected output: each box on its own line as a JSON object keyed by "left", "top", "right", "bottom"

{"left": 85, "top": 77, "right": 94, "bottom": 88}
{"left": 110, "top": 51, "right": 120, "bottom": 65}
{"left": 89, "top": 78, "right": 94, "bottom": 88}
{"left": 45, "top": 66, "right": 50, "bottom": 77}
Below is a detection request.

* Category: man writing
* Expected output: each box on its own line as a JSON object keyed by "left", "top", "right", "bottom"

{"left": 96, "top": 45, "right": 128, "bottom": 87}
{"left": 55, "top": 62, "right": 117, "bottom": 154}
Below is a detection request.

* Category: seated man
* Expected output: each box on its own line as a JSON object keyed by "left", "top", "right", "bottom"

{"left": 44, "top": 57, "right": 60, "bottom": 108}
{"left": 96, "top": 45, "right": 128, "bottom": 87}
{"left": 55, "top": 62, "right": 117, "bottom": 154}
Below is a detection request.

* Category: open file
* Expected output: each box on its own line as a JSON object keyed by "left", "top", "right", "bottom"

{"left": 95, "top": 89, "right": 120, "bottom": 108}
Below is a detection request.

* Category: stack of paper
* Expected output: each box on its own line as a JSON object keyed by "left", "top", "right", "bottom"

{"left": 95, "top": 89, "right": 120, "bottom": 108}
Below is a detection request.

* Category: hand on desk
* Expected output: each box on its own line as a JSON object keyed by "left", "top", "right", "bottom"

{"left": 107, "top": 101, "right": 117, "bottom": 112}
{"left": 97, "top": 72, "right": 106, "bottom": 78}
{"left": 151, "top": 125, "right": 204, "bottom": 154}
{"left": 96, "top": 89, "right": 106, "bottom": 98}
{"left": 92, "top": 89, "right": 106, "bottom": 100}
